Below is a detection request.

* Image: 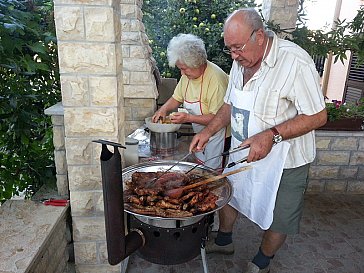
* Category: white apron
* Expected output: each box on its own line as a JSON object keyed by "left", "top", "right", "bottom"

{"left": 183, "top": 76, "right": 226, "bottom": 169}
{"left": 226, "top": 85, "right": 290, "bottom": 230}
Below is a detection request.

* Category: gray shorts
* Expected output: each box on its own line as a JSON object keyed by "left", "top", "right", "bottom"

{"left": 269, "top": 164, "right": 310, "bottom": 235}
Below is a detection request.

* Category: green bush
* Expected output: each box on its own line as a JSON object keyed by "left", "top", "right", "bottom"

{"left": 142, "top": 0, "right": 257, "bottom": 79}
{"left": 268, "top": 5, "right": 364, "bottom": 65}
{"left": 0, "top": 0, "right": 60, "bottom": 202}
{"left": 143, "top": 1, "right": 364, "bottom": 79}
{"left": 326, "top": 99, "right": 364, "bottom": 121}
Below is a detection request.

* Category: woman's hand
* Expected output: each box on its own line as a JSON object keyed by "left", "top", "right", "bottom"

{"left": 152, "top": 110, "right": 167, "bottom": 123}
{"left": 152, "top": 98, "right": 183, "bottom": 123}
{"left": 170, "top": 112, "right": 189, "bottom": 124}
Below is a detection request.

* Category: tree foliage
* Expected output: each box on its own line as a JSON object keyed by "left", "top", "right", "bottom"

{"left": 268, "top": 4, "right": 364, "bottom": 65}
{"left": 0, "top": 0, "right": 60, "bottom": 202}
{"left": 142, "top": 0, "right": 257, "bottom": 79}
{"left": 143, "top": 1, "right": 364, "bottom": 80}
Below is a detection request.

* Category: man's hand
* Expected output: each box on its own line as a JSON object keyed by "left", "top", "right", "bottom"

{"left": 241, "top": 130, "right": 274, "bottom": 163}
{"left": 189, "top": 129, "right": 213, "bottom": 153}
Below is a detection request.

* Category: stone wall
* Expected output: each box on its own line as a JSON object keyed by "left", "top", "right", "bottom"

{"left": 120, "top": 0, "right": 158, "bottom": 134}
{"left": 307, "top": 130, "right": 364, "bottom": 193}
{"left": 52, "top": 0, "right": 158, "bottom": 271}
{"left": 261, "top": 0, "right": 299, "bottom": 36}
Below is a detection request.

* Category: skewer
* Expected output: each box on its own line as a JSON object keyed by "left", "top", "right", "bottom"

{"left": 164, "top": 166, "right": 252, "bottom": 199}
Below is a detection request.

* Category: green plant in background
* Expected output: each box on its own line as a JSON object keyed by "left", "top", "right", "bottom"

{"left": 142, "top": 0, "right": 257, "bottom": 79}
{"left": 144, "top": 1, "right": 364, "bottom": 79}
{"left": 272, "top": 4, "right": 364, "bottom": 65}
{"left": 0, "top": 0, "right": 60, "bottom": 202}
{"left": 326, "top": 99, "right": 364, "bottom": 121}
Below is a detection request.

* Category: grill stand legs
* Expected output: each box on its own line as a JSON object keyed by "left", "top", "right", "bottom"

{"left": 119, "top": 248, "right": 209, "bottom": 273}
{"left": 200, "top": 245, "right": 209, "bottom": 273}
{"left": 120, "top": 257, "right": 129, "bottom": 273}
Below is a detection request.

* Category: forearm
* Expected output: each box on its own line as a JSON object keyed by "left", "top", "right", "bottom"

{"left": 273, "top": 109, "right": 327, "bottom": 140}
{"left": 189, "top": 103, "right": 231, "bottom": 152}
{"left": 188, "top": 113, "right": 215, "bottom": 126}
{"left": 202, "top": 103, "right": 231, "bottom": 135}
{"left": 159, "top": 97, "right": 181, "bottom": 113}
{"left": 242, "top": 109, "right": 327, "bottom": 163}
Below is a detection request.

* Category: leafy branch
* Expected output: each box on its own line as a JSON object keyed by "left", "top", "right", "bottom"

{"left": 267, "top": 4, "right": 364, "bottom": 65}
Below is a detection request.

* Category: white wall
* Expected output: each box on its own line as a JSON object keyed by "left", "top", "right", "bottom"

{"left": 324, "top": 0, "right": 363, "bottom": 101}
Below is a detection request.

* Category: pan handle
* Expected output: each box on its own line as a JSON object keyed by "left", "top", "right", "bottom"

{"left": 176, "top": 131, "right": 195, "bottom": 138}
{"left": 144, "top": 127, "right": 195, "bottom": 139}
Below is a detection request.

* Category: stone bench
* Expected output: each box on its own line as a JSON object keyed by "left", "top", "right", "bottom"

{"left": 0, "top": 200, "right": 71, "bottom": 273}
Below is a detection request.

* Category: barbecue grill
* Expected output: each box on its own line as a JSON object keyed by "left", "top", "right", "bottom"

{"left": 93, "top": 139, "right": 233, "bottom": 273}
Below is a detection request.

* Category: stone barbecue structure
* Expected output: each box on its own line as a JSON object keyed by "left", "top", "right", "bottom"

{"left": 43, "top": 1, "right": 364, "bottom": 273}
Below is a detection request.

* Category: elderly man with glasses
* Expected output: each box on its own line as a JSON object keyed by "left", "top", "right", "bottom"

{"left": 190, "top": 8, "right": 327, "bottom": 273}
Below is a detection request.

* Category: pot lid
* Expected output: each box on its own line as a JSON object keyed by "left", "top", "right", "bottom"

{"left": 125, "top": 137, "right": 138, "bottom": 145}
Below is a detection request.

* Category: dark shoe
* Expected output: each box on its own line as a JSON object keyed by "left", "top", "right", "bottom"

{"left": 205, "top": 239, "right": 234, "bottom": 254}
{"left": 244, "top": 262, "right": 270, "bottom": 273}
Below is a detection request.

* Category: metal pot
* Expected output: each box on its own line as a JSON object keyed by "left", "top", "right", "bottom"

{"left": 148, "top": 130, "right": 195, "bottom": 156}
{"left": 150, "top": 131, "right": 177, "bottom": 156}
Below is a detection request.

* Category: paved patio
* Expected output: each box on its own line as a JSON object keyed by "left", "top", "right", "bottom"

{"left": 125, "top": 193, "right": 364, "bottom": 273}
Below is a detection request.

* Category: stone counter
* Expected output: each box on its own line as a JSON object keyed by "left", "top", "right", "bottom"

{"left": 141, "top": 130, "right": 364, "bottom": 193}
{"left": 0, "top": 200, "right": 70, "bottom": 273}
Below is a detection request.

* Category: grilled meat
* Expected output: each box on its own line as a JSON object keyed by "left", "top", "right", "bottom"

{"left": 134, "top": 187, "right": 162, "bottom": 196}
{"left": 191, "top": 192, "right": 218, "bottom": 214}
{"left": 131, "top": 172, "right": 157, "bottom": 188}
{"left": 125, "top": 171, "right": 220, "bottom": 218}
{"left": 155, "top": 200, "right": 181, "bottom": 210}
{"left": 131, "top": 171, "right": 191, "bottom": 189}
{"left": 153, "top": 172, "right": 191, "bottom": 189}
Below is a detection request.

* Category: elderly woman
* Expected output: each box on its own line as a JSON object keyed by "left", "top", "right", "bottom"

{"left": 152, "top": 33, "right": 229, "bottom": 169}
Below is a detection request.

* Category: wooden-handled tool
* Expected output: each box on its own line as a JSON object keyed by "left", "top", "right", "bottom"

{"left": 164, "top": 166, "right": 251, "bottom": 198}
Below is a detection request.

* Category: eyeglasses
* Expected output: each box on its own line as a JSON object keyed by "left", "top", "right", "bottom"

{"left": 223, "top": 30, "right": 256, "bottom": 55}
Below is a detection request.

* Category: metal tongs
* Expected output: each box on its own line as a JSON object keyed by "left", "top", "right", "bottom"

{"left": 149, "top": 152, "right": 192, "bottom": 184}
{"left": 185, "top": 144, "right": 250, "bottom": 174}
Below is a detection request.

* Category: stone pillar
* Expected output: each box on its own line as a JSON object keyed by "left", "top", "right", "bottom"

{"left": 120, "top": 0, "right": 158, "bottom": 135}
{"left": 54, "top": 0, "right": 125, "bottom": 272}
{"left": 261, "top": 0, "right": 299, "bottom": 37}
{"left": 44, "top": 103, "right": 69, "bottom": 197}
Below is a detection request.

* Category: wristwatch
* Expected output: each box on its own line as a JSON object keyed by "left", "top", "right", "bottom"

{"left": 270, "top": 127, "right": 283, "bottom": 144}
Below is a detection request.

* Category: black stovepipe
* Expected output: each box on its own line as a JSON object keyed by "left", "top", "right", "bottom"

{"left": 93, "top": 139, "right": 145, "bottom": 265}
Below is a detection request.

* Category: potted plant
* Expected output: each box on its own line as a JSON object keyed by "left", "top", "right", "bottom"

{"left": 319, "top": 98, "right": 364, "bottom": 131}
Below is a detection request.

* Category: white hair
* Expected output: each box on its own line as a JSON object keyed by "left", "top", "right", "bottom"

{"left": 167, "top": 33, "right": 207, "bottom": 68}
